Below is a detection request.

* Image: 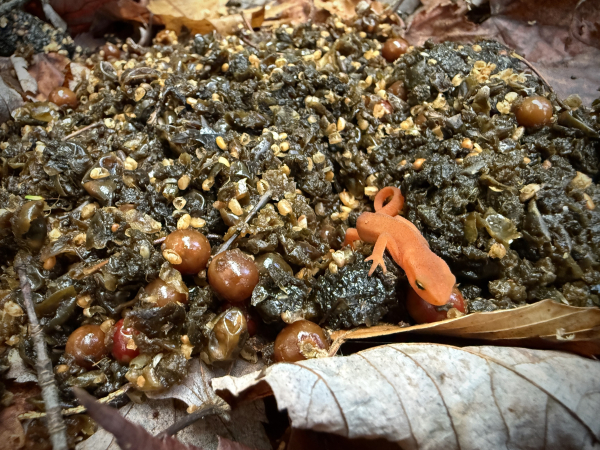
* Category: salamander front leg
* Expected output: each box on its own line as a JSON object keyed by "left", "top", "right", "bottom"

{"left": 365, "top": 233, "right": 394, "bottom": 275}
{"left": 343, "top": 228, "right": 361, "bottom": 249}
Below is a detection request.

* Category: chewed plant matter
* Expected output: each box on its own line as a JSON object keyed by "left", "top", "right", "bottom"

{"left": 0, "top": 3, "right": 599, "bottom": 415}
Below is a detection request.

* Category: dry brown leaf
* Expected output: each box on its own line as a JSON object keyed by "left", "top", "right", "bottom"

{"left": 77, "top": 396, "right": 270, "bottom": 450}
{"left": 79, "top": 357, "right": 269, "bottom": 450}
{"left": 147, "top": 358, "right": 263, "bottom": 408}
{"left": 0, "top": 75, "right": 24, "bottom": 124}
{"left": 9, "top": 56, "right": 37, "bottom": 95}
{"left": 147, "top": 0, "right": 229, "bottom": 35}
{"left": 329, "top": 300, "right": 600, "bottom": 356}
{"left": 214, "top": 343, "right": 600, "bottom": 448}
{"left": 0, "top": 383, "right": 40, "bottom": 450}
{"left": 405, "top": 0, "right": 600, "bottom": 104}
{"left": 314, "top": 0, "right": 361, "bottom": 21}
{"left": 27, "top": 53, "right": 70, "bottom": 99}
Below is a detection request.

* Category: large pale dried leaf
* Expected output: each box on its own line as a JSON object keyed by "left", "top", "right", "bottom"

{"left": 77, "top": 395, "right": 270, "bottom": 450}
{"left": 0, "top": 75, "right": 23, "bottom": 124}
{"left": 314, "top": 0, "right": 361, "bottom": 20}
{"left": 147, "top": 358, "right": 263, "bottom": 408}
{"left": 78, "top": 359, "right": 270, "bottom": 450}
{"left": 214, "top": 343, "right": 600, "bottom": 448}
{"left": 329, "top": 300, "right": 600, "bottom": 356}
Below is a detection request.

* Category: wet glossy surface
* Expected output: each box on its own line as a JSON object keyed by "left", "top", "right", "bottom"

{"left": 515, "top": 95, "right": 553, "bottom": 127}
{"left": 145, "top": 278, "right": 188, "bottom": 306}
{"left": 163, "top": 229, "right": 211, "bottom": 274}
{"left": 382, "top": 37, "right": 409, "bottom": 62}
{"left": 274, "top": 320, "right": 329, "bottom": 363}
{"left": 208, "top": 249, "right": 259, "bottom": 302}
{"left": 65, "top": 325, "right": 107, "bottom": 369}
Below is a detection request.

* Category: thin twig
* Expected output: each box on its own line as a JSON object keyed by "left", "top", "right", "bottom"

{"left": 511, "top": 51, "right": 554, "bottom": 94}
{"left": 240, "top": 36, "right": 258, "bottom": 50}
{"left": 241, "top": 11, "right": 254, "bottom": 34}
{"left": 62, "top": 122, "right": 102, "bottom": 141}
{"left": 0, "top": 0, "right": 28, "bottom": 16}
{"left": 19, "top": 384, "right": 133, "bottom": 420}
{"left": 156, "top": 403, "right": 222, "bottom": 437}
{"left": 16, "top": 254, "right": 68, "bottom": 450}
{"left": 153, "top": 236, "right": 166, "bottom": 246}
{"left": 215, "top": 190, "right": 272, "bottom": 255}
{"left": 391, "top": 0, "right": 404, "bottom": 13}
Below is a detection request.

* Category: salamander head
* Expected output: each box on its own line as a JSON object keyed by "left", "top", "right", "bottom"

{"left": 405, "top": 252, "right": 456, "bottom": 306}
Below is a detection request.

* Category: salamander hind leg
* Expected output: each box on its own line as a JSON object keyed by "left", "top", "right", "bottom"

{"left": 365, "top": 233, "right": 393, "bottom": 275}
{"left": 343, "top": 228, "right": 361, "bottom": 249}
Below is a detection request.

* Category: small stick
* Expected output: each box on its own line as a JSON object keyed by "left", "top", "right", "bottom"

{"left": 138, "top": 12, "right": 154, "bottom": 47}
{"left": 511, "top": 52, "right": 554, "bottom": 94}
{"left": 241, "top": 11, "right": 254, "bottom": 34}
{"left": 153, "top": 236, "right": 166, "bottom": 245}
{"left": 16, "top": 255, "right": 68, "bottom": 450}
{"left": 62, "top": 122, "right": 102, "bottom": 141}
{"left": 214, "top": 190, "right": 272, "bottom": 255}
{"left": 240, "top": 36, "right": 258, "bottom": 50}
{"left": 82, "top": 259, "right": 109, "bottom": 276}
{"left": 157, "top": 403, "right": 221, "bottom": 437}
{"left": 19, "top": 384, "right": 133, "bottom": 419}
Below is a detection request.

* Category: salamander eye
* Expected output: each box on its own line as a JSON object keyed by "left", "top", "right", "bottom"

{"left": 415, "top": 280, "right": 426, "bottom": 290}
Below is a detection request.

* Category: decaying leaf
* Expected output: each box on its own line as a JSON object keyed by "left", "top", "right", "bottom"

{"left": 329, "top": 299, "right": 600, "bottom": 356}
{"left": 0, "top": 383, "right": 40, "bottom": 450}
{"left": 147, "top": 0, "right": 229, "bottom": 35}
{"left": 9, "top": 56, "right": 37, "bottom": 95}
{"left": 27, "top": 53, "right": 70, "bottom": 99}
{"left": 0, "top": 75, "right": 23, "bottom": 124}
{"left": 214, "top": 343, "right": 600, "bottom": 448}
{"left": 5, "top": 349, "right": 37, "bottom": 384}
{"left": 147, "top": 358, "right": 261, "bottom": 409}
{"left": 75, "top": 388, "right": 200, "bottom": 450}
{"left": 78, "top": 359, "right": 270, "bottom": 450}
{"left": 405, "top": 0, "right": 600, "bottom": 104}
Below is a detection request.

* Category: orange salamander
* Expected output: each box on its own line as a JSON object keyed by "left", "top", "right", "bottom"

{"left": 343, "top": 186, "right": 456, "bottom": 306}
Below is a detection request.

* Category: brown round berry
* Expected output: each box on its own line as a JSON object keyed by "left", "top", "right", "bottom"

{"left": 163, "top": 229, "right": 211, "bottom": 275}
{"left": 65, "top": 325, "right": 108, "bottom": 369}
{"left": 387, "top": 81, "right": 407, "bottom": 101}
{"left": 208, "top": 249, "right": 259, "bottom": 303}
{"left": 406, "top": 285, "right": 465, "bottom": 324}
{"left": 255, "top": 252, "right": 293, "bottom": 276}
{"left": 515, "top": 96, "right": 553, "bottom": 127}
{"left": 274, "top": 320, "right": 329, "bottom": 363}
{"left": 48, "top": 87, "right": 78, "bottom": 108}
{"left": 382, "top": 37, "right": 409, "bottom": 62}
{"left": 144, "top": 278, "right": 188, "bottom": 307}
{"left": 102, "top": 43, "right": 121, "bottom": 60}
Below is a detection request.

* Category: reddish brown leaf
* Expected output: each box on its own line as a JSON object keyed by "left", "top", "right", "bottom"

{"left": 0, "top": 383, "right": 41, "bottom": 450}
{"left": 405, "top": 0, "right": 600, "bottom": 104}
{"left": 27, "top": 53, "right": 70, "bottom": 99}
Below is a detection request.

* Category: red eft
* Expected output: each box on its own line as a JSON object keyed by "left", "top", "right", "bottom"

{"left": 343, "top": 186, "right": 456, "bottom": 306}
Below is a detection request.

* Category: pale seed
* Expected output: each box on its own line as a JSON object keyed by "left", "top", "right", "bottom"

{"left": 190, "top": 217, "right": 206, "bottom": 228}
{"left": 216, "top": 136, "right": 227, "bottom": 150}
{"left": 519, "top": 184, "right": 541, "bottom": 202}
{"left": 178, "top": 174, "right": 191, "bottom": 190}
{"left": 163, "top": 249, "right": 182, "bottom": 265}
{"left": 277, "top": 199, "right": 293, "bottom": 216}
{"left": 489, "top": 242, "right": 507, "bottom": 259}
{"left": 229, "top": 198, "right": 243, "bottom": 216}
{"left": 90, "top": 167, "right": 110, "bottom": 179}
{"left": 177, "top": 214, "right": 191, "bottom": 230}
